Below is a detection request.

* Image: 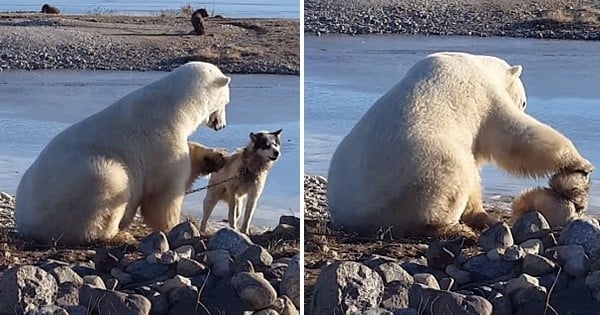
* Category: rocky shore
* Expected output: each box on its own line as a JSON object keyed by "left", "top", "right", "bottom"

{"left": 305, "top": 0, "right": 600, "bottom": 40}
{"left": 304, "top": 174, "right": 600, "bottom": 314}
{"left": 0, "top": 192, "right": 299, "bottom": 314}
{"left": 0, "top": 13, "right": 299, "bottom": 74}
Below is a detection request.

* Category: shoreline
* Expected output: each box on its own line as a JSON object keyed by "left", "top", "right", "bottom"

{"left": 0, "top": 13, "right": 299, "bottom": 74}
{"left": 304, "top": 0, "right": 600, "bottom": 40}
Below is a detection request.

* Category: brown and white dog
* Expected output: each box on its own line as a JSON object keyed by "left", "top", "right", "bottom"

{"left": 200, "top": 129, "right": 282, "bottom": 234}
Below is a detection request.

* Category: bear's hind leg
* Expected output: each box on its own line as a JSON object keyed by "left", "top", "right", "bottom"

{"left": 461, "top": 184, "right": 497, "bottom": 230}
{"left": 140, "top": 193, "right": 184, "bottom": 232}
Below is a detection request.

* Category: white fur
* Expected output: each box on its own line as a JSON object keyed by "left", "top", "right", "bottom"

{"left": 15, "top": 62, "right": 231, "bottom": 244}
{"left": 327, "top": 52, "right": 592, "bottom": 237}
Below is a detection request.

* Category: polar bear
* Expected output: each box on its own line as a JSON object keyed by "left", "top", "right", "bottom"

{"left": 15, "top": 62, "right": 231, "bottom": 245}
{"left": 327, "top": 52, "right": 593, "bottom": 238}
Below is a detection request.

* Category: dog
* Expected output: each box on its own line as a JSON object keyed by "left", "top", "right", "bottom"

{"left": 41, "top": 4, "right": 60, "bottom": 14}
{"left": 191, "top": 8, "right": 209, "bottom": 35}
{"left": 186, "top": 142, "right": 228, "bottom": 190}
{"left": 512, "top": 170, "right": 591, "bottom": 227}
{"left": 200, "top": 129, "right": 282, "bottom": 234}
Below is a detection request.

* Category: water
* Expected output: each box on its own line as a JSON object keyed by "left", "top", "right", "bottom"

{"left": 305, "top": 35, "right": 600, "bottom": 212}
{"left": 0, "top": 71, "right": 300, "bottom": 227}
{"left": 1, "top": 0, "right": 299, "bottom": 18}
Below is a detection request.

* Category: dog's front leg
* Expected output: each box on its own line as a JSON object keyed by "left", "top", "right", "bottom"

{"left": 240, "top": 190, "right": 261, "bottom": 235}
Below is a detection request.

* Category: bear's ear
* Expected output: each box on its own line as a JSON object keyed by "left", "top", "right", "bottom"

{"left": 509, "top": 65, "right": 523, "bottom": 78}
{"left": 214, "top": 76, "right": 231, "bottom": 87}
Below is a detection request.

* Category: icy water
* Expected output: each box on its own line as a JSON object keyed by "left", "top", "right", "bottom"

{"left": 305, "top": 35, "right": 600, "bottom": 212}
{"left": 1, "top": 0, "right": 299, "bottom": 18}
{"left": 0, "top": 71, "right": 300, "bottom": 227}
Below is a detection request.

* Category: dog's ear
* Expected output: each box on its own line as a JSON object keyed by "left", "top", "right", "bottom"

{"left": 272, "top": 129, "right": 282, "bottom": 137}
{"left": 249, "top": 132, "right": 258, "bottom": 142}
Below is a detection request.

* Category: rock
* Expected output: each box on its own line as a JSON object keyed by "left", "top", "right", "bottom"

{"left": 271, "top": 295, "right": 299, "bottom": 315}
{"left": 311, "top": 261, "right": 384, "bottom": 314}
{"left": 520, "top": 238, "right": 543, "bottom": 255}
{"left": 538, "top": 271, "right": 571, "bottom": 293}
{"left": 486, "top": 248, "right": 504, "bottom": 261}
{"left": 506, "top": 274, "right": 547, "bottom": 309}
{"left": 374, "top": 262, "right": 413, "bottom": 284}
{"left": 585, "top": 270, "right": 600, "bottom": 295}
{"left": 522, "top": 254, "right": 557, "bottom": 276}
{"left": 480, "top": 222, "right": 513, "bottom": 251}
{"left": 160, "top": 275, "right": 192, "bottom": 294}
{"left": 79, "top": 284, "right": 151, "bottom": 315}
{"left": 48, "top": 265, "right": 83, "bottom": 287}
{"left": 254, "top": 309, "right": 279, "bottom": 315}
{"left": 125, "top": 259, "right": 170, "bottom": 282}
{"left": 503, "top": 245, "right": 526, "bottom": 262}
{"left": 106, "top": 278, "right": 118, "bottom": 290}
{"left": 82, "top": 275, "right": 106, "bottom": 289}
{"left": 549, "top": 275, "right": 600, "bottom": 314}
{"left": 238, "top": 244, "right": 273, "bottom": 267}
{"left": 559, "top": 218, "right": 600, "bottom": 260}
{"left": 167, "top": 221, "right": 201, "bottom": 248}
{"left": 413, "top": 273, "right": 440, "bottom": 290}
{"left": 159, "top": 250, "right": 179, "bottom": 264}
{"left": 280, "top": 254, "right": 300, "bottom": 308}
{"left": 24, "top": 305, "right": 68, "bottom": 315}
{"left": 174, "top": 245, "right": 194, "bottom": 260}
{"left": 445, "top": 264, "right": 471, "bottom": 285}
{"left": 546, "top": 245, "right": 590, "bottom": 277}
{"left": 349, "top": 308, "right": 392, "bottom": 315}
{"left": 426, "top": 239, "right": 462, "bottom": 270}
{"left": 512, "top": 211, "right": 551, "bottom": 243}
{"left": 408, "top": 283, "right": 492, "bottom": 315}
{"left": 71, "top": 261, "right": 97, "bottom": 278}
{"left": 391, "top": 309, "right": 417, "bottom": 315}
{"left": 207, "top": 227, "right": 253, "bottom": 258}
{"left": 167, "top": 285, "right": 198, "bottom": 306}
{"left": 64, "top": 306, "right": 87, "bottom": 315}
{"left": 56, "top": 282, "right": 79, "bottom": 307}
{"left": 438, "top": 277, "right": 455, "bottom": 291}
{"left": 111, "top": 268, "right": 134, "bottom": 285}
{"left": 279, "top": 215, "right": 300, "bottom": 227}
{"left": 177, "top": 258, "right": 207, "bottom": 277}
{"left": 139, "top": 231, "right": 169, "bottom": 256}
{"left": 231, "top": 272, "right": 277, "bottom": 310}
{"left": 0, "top": 265, "right": 58, "bottom": 314}
{"left": 93, "top": 247, "right": 120, "bottom": 273}
{"left": 147, "top": 291, "right": 169, "bottom": 315}
{"left": 381, "top": 280, "right": 411, "bottom": 309}
{"left": 362, "top": 254, "right": 397, "bottom": 269}
{"left": 462, "top": 254, "right": 515, "bottom": 280}
{"left": 206, "top": 249, "right": 235, "bottom": 278}
{"left": 489, "top": 293, "right": 512, "bottom": 315}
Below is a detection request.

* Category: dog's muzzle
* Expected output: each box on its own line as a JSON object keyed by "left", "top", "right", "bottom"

{"left": 270, "top": 151, "right": 280, "bottom": 161}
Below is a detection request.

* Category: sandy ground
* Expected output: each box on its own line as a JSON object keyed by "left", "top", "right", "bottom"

{"left": 0, "top": 13, "right": 299, "bottom": 74}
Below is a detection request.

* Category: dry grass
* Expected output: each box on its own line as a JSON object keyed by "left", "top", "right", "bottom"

{"left": 191, "top": 44, "right": 265, "bottom": 63}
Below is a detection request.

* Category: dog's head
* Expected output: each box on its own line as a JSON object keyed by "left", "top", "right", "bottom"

{"left": 249, "top": 129, "right": 282, "bottom": 162}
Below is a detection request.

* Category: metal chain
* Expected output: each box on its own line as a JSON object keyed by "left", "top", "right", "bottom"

{"left": 185, "top": 172, "right": 245, "bottom": 195}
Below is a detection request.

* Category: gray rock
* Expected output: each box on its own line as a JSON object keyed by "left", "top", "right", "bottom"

{"left": 159, "top": 250, "right": 179, "bottom": 265}
{"left": 489, "top": 293, "right": 512, "bottom": 315}
{"left": 50, "top": 266, "right": 83, "bottom": 286}
{"left": 56, "top": 282, "right": 79, "bottom": 307}
{"left": 238, "top": 244, "right": 273, "bottom": 267}
{"left": 125, "top": 259, "right": 170, "bottom": 282}
{"left": 24, "top": 305, "right": 68, "bottom": 315}
{"left": 166, "top": 285, "right": 198, "bottom": 306}
{"left": 413, "top": 273, "right": 440, "bottom": 290}
{"left": 503, "top": 245, "right": 526, "bottom": 262}
{"left": 311, "top": 261, "right": 384, "bottom": 314}
{"left": 139, "top": 231, "right": 169, "bottom": 256}
{"left": 111, "top": 268, "right": 134, "bottom": 285}
{"left": 585, "top": 270, "right": 600, "bottom": 295}
{"left": 480, "top": 222, "right": 514, "bottom": 251}
{"left": 160, "top": 275, "right": 192, "bottom": 294}
{"left": 79, "top": 284, "right": 151, "bottom": 315}
{"left": 254, "top": 309, "right": 279, "bottom": 315}
{"left": 538, "top": 271, "right": 571, "bottom": 293}
{"left": 392, "top": 309, "right": 418, "bottom": 315}
{"left": 271, "top": 295, "right": 299, "bottom": 315}
{"left": 63, "top": 306, "right": 87, "bottom": 315}
{"left": 546, "top": 245, "right": 590, "bottom": 277}
{"left": 206, "top": 249, "right": 235, "bottom": 278}
{"left": 279, "top": 215, "right": 300, "bottom": 227}
{"left": 280, "top": 254, "right": 300, "bottom": 308}
{"left": 408, "top": 283, "right": 492, "bottom": 315}
{"left": 462, "top": 254, "right": 515, "bottom": 280}
{"left": 174, "top": 245, "right": 194, "bottom": 260}
{"left": 438, "top": 277, "right": 455, "bottom": 291}
{"left": 167, "top": 221, "right": 201, "bottom": 248}
{"left": 374, "top": 262, "right": 413, "bottom": 285}
{"left": 559, "top": 218, "right": 600, "bottom": 260}
{"left": 506, "top": 274, "right": 547, "bottom": 309}
{"left": 445, "top": 264, "right": 471, "bottom": 285}
{"left": 349, "top": 308, "right": 392, "bottom": 315}
{"left": 520, "top": 238, "right": 543, "bottom": 255}
{"left": 177, "top": 258, "right": 208, "bottom": 277}
{"left": 522, "top": 254, "right": 557, "bottom": 276}
{"left": 146, "top": 291, "right": 169, "bottom": 315}
{"left": 166, "top": 286, "right": 200, "bottom": 314}
{"left": 207, "top": 227, "right": 253, "bottom": 258}
{"left": 106, "top": 278, "right": 119, "bottom": 291}
{"left": 231, "top": 272, "right": 277, "bottom": 310}
{"left": 486, "top": 248, "right": 504, "bottom": 261}
{"left": 93, "top": 247, "right": 120, "bottom": 273}
{"left": 0, "top": 265, "right": 58, "bottom": 314}
{"left": 381, "top": 281, "right": 411, "bottom": 310}
{"left": 82, "top": 275, "right": 105, "bottom": 289}
{"left": 512, "top": 211, "right": 551, "bottom": 243}
{"left": 362, "top": 254, "right": 397, "bottom": 269}
{"left": 426, "top": 239, "right": 462, "bottom": 270}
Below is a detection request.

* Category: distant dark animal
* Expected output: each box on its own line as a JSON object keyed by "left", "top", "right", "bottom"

{"left": 191, "top": 9, "right": 209, "bottom": 35}
{"left": 41, "top": 4, "right": 60, "bottom": 14}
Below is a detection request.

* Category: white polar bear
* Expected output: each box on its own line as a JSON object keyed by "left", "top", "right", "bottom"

{"left": 15, "top": 62, "right": 231, "bottom": 245}
{"left": 327, "top": 52, "right": 593, "bottom": 238}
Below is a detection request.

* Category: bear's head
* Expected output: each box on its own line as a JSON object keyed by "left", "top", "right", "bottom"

{"left": 505, "top": 64, "right": 527, "bottom": 112}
